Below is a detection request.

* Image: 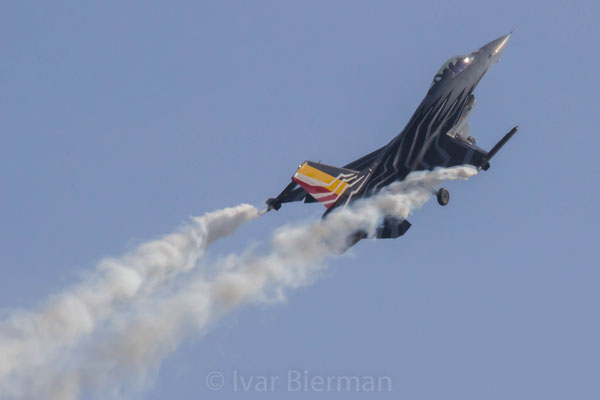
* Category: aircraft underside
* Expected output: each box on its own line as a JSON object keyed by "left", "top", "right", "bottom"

{"left": 264, "top": 33, "right": 518, "bottom": 249}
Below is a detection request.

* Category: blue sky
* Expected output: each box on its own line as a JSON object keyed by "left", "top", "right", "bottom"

{"left": 1, "top": 1, "right": 599, "bottom": 399}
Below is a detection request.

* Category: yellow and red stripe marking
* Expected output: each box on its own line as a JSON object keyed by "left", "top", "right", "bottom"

{"left": 292, "top": 163, "right": 350, "bottom": 209}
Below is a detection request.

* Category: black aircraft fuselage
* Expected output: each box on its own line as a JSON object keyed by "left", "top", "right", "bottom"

{"left": 265, "top": 34, "right": 518, "bottom": 242}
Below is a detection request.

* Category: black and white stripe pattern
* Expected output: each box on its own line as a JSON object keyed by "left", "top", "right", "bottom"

{"left": 355, "top": 86, "right": 474, "bottom": 197}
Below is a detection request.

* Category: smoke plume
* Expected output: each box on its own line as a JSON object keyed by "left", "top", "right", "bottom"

{"left": 0, "top": 166, "right": 477, "bottom": 399}
{"left": 0, "top": 204, "right": 259, "bottom": 398}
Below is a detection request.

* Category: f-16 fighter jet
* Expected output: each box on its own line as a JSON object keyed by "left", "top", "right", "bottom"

{"left": 265, "top": 34, "right": 518, "bottom": 245}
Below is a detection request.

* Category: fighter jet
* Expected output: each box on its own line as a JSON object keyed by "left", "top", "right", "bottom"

{"left": 265, "top": 34, "right": 518, "bottom": 245}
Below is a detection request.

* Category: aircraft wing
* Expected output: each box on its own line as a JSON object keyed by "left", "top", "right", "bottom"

{"left": 343, "top": 145, "right": 386, "bottom": 170}
{"left": 266, "top": 146, "right": 385, "bottom": 210}
{"left": 415, "top": 126, "right": 519, "bottom": 171}
{"left": 265, "top": 181, "right": 307, "bottom": 210}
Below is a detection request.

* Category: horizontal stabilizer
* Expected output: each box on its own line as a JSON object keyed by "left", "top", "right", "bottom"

{"left": 375, "top": 216, "right": 412, "bottom": 239}
{"left": 292, "top": 161, "right": 360, "bottom": 209}
{"left": 342, "top": 216, "right": 412, "bottom": 252}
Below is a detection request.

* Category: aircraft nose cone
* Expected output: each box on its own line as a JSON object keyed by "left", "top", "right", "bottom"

{"left": 480, "top": 33, "right": 511, "bottom": 57}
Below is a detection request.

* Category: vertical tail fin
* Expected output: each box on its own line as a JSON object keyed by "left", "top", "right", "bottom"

{"left": 292, "top": 161, "right": 360, "bottom": 209}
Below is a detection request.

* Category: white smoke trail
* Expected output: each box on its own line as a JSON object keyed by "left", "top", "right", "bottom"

{"left": 0, "top": 166, "right": 477, "bottom": 399}
{"left": 0, "top": 204, "right": 259, "bottom": 399}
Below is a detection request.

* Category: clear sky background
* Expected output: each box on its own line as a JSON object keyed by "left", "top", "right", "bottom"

{"left": 1, "top": 1, "right": 599, "bottom": 399}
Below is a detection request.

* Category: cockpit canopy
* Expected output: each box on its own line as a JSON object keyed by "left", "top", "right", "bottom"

{"left": 431, "top": 54, "right": 475, "bottom": 87}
